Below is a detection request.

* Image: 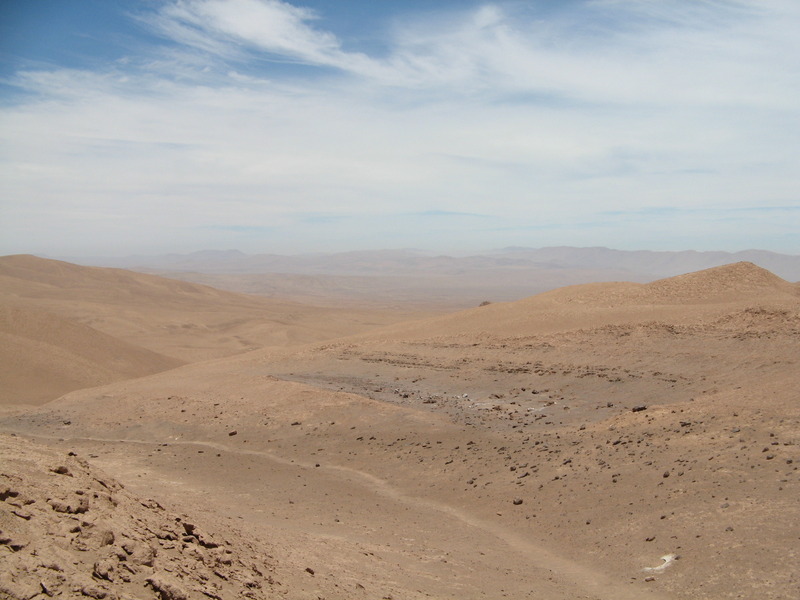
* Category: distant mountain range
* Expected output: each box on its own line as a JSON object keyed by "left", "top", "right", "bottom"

{"left": 66, "top": 246, "right": 800, "bottom": 281}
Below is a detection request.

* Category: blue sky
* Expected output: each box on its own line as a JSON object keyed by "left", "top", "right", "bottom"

{"left": 1, "top": 0, "right": 798, "bottom": 257}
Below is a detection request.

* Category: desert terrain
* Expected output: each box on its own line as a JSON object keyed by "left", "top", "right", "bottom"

{"left": 0, "top": 255, "right": 434, "bottom": 407}
{"left": 70, "top": 246, "right": 800, "bottom": 309}
{"left": 1, "top": 254, "right": 798, "bottom": 599}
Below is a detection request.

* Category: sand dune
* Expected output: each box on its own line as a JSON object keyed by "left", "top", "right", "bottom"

{"left": 1, "top": 259, "right": 798, "bottom": 599}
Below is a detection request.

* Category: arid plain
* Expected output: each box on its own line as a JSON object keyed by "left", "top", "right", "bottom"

{"left": 1, "top": 254, "right": 798, "bottom": 600}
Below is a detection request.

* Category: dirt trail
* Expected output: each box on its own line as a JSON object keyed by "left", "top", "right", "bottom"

{"left": 18, "top": 431, "right": 673, "bottom": 600}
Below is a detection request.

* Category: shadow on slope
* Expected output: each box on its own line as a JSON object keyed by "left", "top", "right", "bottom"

{"left": 0, "top": 305, "right": 182, "bottom": 406}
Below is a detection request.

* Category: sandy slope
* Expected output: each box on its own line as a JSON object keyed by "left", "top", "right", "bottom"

{"left": 0, "top": 254, "right": 433, "bottom": 363}
{"left": 334, "top": 261, "right": 799, "bottom": 342}
{"left": 1, "top": 261, "right": 798, "bottom": 599}
{"left": 0, "top": 254, "right": 432, "bottom": 406}
{"left": 0, "top": 304, "right": 182, "bottom": 407}
{"left": 5, "top": 376, "right": 669, "bottom": 600}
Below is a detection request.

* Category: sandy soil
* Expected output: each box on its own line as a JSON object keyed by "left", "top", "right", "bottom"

{"left": 1, "top": 258, "right": 798, "bottom": 599}
{"left": 0, "top": 255, "right": 434, "bottom": 363}
{"left": 0, "top": 304, "right": 182, "bottom": 407}
{"left": 0, "top": 254, "right": 431, "bottom": 405}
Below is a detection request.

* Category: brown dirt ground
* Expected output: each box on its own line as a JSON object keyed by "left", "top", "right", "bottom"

{"left": 1, "top": 259, "right": 798, "bottom": 599}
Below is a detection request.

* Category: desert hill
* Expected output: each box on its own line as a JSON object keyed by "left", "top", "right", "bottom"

{"left": 0, "top": 254, "right": 433, "bottom": 406}
{"left": 0, "top": 254, "right": 432, "bottom": 362}
{"left": 315, "top": 261, "right": 800, "bottom": 343}
{"left": 1, "top": 261, "right": 798, "bottom": 599}
{"left": 0, "top": 304, "right": 182, "bottom": 407}
{"left": 261, "top": 263, "right": 799, "bottom": 438}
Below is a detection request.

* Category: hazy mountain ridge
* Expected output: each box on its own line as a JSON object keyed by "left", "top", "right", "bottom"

{"left": 496, "top": 246, "right": 800, "bottom": 280}
{"left": 58, "top": 247, "right": 800, "bottom": 310}
{"left": 65, "top": 246, "right": 800, "bottom": 280}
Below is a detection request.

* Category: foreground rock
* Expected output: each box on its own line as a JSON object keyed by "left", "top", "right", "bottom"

{"left": 0, "top": 434, "right": 278, "bottom": 600}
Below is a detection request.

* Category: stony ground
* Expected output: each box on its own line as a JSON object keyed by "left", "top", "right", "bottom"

{"left": 0, "top": 433, "right": 280, "bottom": 600}
{"left": 2, "top": 261, "right": 799, "bottom": 599}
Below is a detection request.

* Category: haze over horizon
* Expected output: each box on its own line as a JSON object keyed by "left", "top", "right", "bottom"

{"left": 2, "top": 0, "right": 799, "bottom": 257}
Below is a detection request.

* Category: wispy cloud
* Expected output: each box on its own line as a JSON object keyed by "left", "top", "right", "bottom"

{"left": 143, "top": 0, "right": 383, "bottom": 77}
{"left": 1, "top": 1, "right": 798, "bottom": 255}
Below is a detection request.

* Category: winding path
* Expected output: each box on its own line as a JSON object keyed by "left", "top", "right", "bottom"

{"left": 16, "top": 430, "right": 673, "bottom": 600}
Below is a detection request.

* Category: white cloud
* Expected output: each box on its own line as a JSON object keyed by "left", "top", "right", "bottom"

{"left": 141, "top": 0, "right": 800, "bottom": 105}
{"left": 1, "top": 0, "right": 798, "bottom": 255}
{"left": 147, "top": 0, "right": 382, "bottom": 77}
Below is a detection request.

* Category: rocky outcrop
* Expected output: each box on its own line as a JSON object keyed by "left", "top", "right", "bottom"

{"left": 0, "top": 434, "right": 278, "bottom": 600}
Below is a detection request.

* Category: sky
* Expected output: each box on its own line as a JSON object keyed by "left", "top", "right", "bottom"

{"left": 1, "top": 0, "right": 798, "bottom": 257}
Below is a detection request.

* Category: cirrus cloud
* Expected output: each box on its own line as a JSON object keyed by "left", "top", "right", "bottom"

{"left": 0, "top": 0, "right": 798, "bottom": 256}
